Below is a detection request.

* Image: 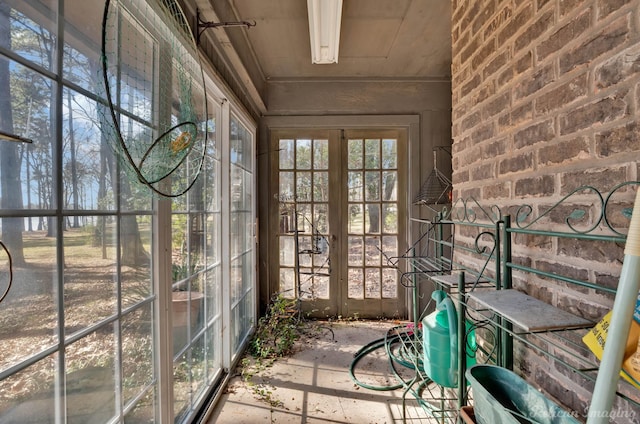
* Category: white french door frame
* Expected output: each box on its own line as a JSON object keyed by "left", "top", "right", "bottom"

{"left": 340, "top": 128, "right": 408, "bottom": 318}
{"left": 263, "top": 115, "right": 420, "bottom": 319}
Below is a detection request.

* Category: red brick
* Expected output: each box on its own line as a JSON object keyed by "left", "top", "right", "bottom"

{"left": 454, "top": 29, "right": 470, "bottom": 56}
{"left": 459, "top": 1, "right": 481, "bottom": 37}
{"left": 484, "top": 4, "right": 514, "bottom": 40}
{"left": 472, "top": 1, "right": 496, "bottom": 35}
{"left": 514, "top": 175, "right": 555, "bottom": 197}
{"left": 498, "top": 113, "right": 511, "bottom": 129}
{"left": 559, "top": 90, "right": 629, "bottom": 136}
{"left": 514, "top": 64, "right": 555, "bottom": 101}
{"left": 473, "top": 80, "right": 496, "bottom": 106}
{"left": 483, "top": 92, "right": 510, "bottom": 120}
{"left": 461, "top": 111, "right": 482, "bottom": 133}
{"left": 597, "top": 0, "right": 633, "bottom": 20}
{"left": 559, "top": 15, "right": 630, "bottom": 74}
{"left": 510, "top": 102, "right": 534, "bottom": 126}
{"left": 498, "top": 4, "right": 534, "bottom": 46}
{"left": 471, "top": 122, "right": 496, "bottom": 144}
{"left": 481, "top": 137, "right": 508, "bottom": 159}
{"left": 515, "top": 51, "right": 533, "bottom": 74}
{"left": 459, "top": 144, "right": 482, "bottom": 167}
{"left": 515, "top": 10, "right": 554, "bottom": 53}
{"left": 538, "top": 0, "right": 554, "bottom": 11}
{"left": 452, "top": 169, "right": 470, "bottom": 185}
{"left": 537, "top": 10, "right": 591, "bottom": 61}
{"left": 596, "top": 121, "right": 640, "bottom": 157}
{"left": 535, "top": 73, "right": 588, "bottom": 114}
{"left": 594, "top": 44, "right": 640, "bottom": 89}
{"left": 470, "top": 162, "right": 495, "bottom": 181}
{"left": 450, "top": 0, "right": 640, "bottom": 418}
{"left": 461, "top": 73, "right": 481, "bottom": 98}
{"left": 560, "top": 0, "right": 588, "bottom": 17}
{"left": 453, "top": 63, "right": 472, "bottom": 89}
{"left": 472, "top": 38, "right": 497, "bottom": 70}
{"left": 514, "top": 119, "right": 555, "bottom": 149}
{"left": 499, "top": 151, "right": 534, "bottom": 175}
{"left": 559, "top": 166, "right": 627, "bottom": 194}
{"left": 483, "top": 181, "right": 510, "bottom": 199}
{"left": 539, "top": 137, "right": 590, "bottom": 166}
{"left": 483, "top": 50, "right": 510, "bottom": 80}
{"left": 498, "top": 67, "right": 515, "bottom": 86}
{"left": 460, "top": 37, "right": 480, "bottom": 65}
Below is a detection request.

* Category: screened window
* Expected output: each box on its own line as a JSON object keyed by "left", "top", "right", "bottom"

{"left": 229, "top": 115, "right": 255, "bottom": 356}
{"left": 0, "top": 1, "right": 255, "bottom": 423}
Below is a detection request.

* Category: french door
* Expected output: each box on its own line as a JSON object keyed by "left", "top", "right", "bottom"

{"left": 271, "top": 129, "right": 407, "bottom": 318}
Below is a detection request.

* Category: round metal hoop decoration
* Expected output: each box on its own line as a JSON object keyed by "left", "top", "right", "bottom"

{"left": 0, "top": 241, "right": 13, "bottom": 304}
{"left": 101, "top": 0, "right": 208, "bottom": 198}
{"left": 138, "top": 121, "right": 197, "bottom": 185}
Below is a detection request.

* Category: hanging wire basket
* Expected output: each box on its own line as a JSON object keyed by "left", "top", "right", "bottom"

{"left": 413, "top": 147, "right": 452, "bottom": 205}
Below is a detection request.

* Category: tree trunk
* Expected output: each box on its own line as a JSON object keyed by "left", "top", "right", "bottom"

{"left": 0, "top": 4, "right": 26, "bottom": 265}
{"left": 43, "top": 23, "right": 57, "bottom": 238}
{"left": 93, "top": 58, "right": 149, "bottom": 266}
{"left": 367, "top": 204, "right": 380, "bottom": 233}
{"left": 67, "top": 91, "right": 79, "bottom": 227}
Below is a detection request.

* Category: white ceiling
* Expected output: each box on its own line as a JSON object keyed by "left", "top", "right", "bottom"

{"left": 192, "top": 0, "right": 451, "bottom": 113}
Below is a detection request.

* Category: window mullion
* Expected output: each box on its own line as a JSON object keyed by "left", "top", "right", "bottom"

{"left": 54, "top": 0, "right": 65, "bottom": 422}
{"left": 220, "top": 101, "right": 232, "bottom": 371}
{"left": 154, "top": 197, "right": 173, "bottom": 423}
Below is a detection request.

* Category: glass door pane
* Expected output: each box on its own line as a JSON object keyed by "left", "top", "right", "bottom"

{"left": 344, "top": 131, "right": 404, "bottom": 318}
{"left": 275, "top": 132, "right": 336, "bottom": 316}
{"left": 172, "top": 108, "right": 223, "bottom": 423}
{"left": 271, "top": 129, "right": 405, "bottom": 318}
{"left": 229, "top": 115, "right": 255, "bottom": 355}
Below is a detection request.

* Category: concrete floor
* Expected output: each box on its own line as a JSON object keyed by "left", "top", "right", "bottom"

{"left": 206, "top": 320, "right": 462, "bottom": 424}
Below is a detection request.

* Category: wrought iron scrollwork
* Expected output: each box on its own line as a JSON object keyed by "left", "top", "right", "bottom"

{"left": 602, "top": 181, "right": 640, "bottom": 236}
{"left": 473, "top": 230, "right": 498, "bottom": 287}
{"left": 442, "top": 182, "right": 639, "bottom": 236}
{"left": 444, "top": 197, "right": 501, "bottom": 224}
{"left": 514, "top": 185, "right": 604, "bottom": 233}
{"left": 475, "top": 230, "right": 497, "bottom": 255}
{"left": 512, "top": 182, "right": 639, "bottom": 237}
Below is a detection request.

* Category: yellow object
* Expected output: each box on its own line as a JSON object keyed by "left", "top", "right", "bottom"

{"left": 623, "top": 335, "right": 640, "bottom": 386}
{"left": 171, "top": 131, "right": 192, "bottom": 153}
{"left": 583, "top": 310, "right": 640, "bottom": 389}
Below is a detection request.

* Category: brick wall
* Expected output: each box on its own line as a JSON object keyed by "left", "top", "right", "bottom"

{"left": 452, "top": 0, "right": 640, "bottom": 199}
{"left": 452, "top": 0, "right": 640, "bottom": 420}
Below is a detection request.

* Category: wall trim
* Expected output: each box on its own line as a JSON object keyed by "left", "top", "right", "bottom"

{"left": 262, "top": 114, "right": 420, "bottom": 129}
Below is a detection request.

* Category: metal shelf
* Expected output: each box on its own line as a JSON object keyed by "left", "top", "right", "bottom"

{"left": 468, "top": 289, "right": 593, "bottom": 332}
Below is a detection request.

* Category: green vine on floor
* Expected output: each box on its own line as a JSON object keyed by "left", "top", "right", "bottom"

{"left": 239, "top": 293, "right": 305, "bottom": 409}
{"left": 240, "top": 293, "right": 337, "bottom": 409}
{"left": 239, "top": 356, "right": 283, "bottom": 409}
{"left": 249, "top": 293, "right": 302, "bottom": 359}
